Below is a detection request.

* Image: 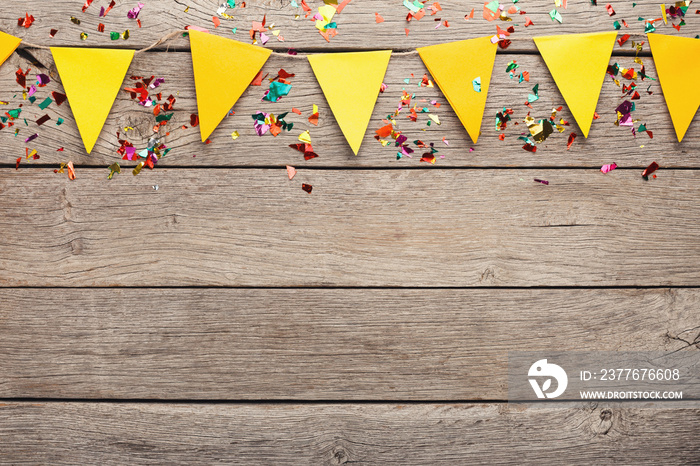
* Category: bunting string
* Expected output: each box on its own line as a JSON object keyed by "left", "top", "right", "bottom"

{"left": 0, "top": 28, "right": 697, "bottom": 159}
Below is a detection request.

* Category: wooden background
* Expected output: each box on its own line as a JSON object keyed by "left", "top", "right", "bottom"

{"left": 1, "top": 0, "right": 699, "bottom": 463}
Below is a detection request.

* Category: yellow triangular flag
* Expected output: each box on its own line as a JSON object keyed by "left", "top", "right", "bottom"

{"left": 190, "top": 30, "right": 271, "bottom": 142}
{"left": 417, "top": 37, "right": 497, "bottom": 144}
{"left": 0, "top": 31, "right": 21, "bottom": 68}
{"left": 308, "top": 50, "right": 391, "bottom": 155}
{"left": 51, "top": 47, "right": 134, "bottom": 154}
{"left": 534, "top": 32, "right": 617, "bottom": 138}
{"left": 648, "top": 33, "right": 700, "bottom": 142}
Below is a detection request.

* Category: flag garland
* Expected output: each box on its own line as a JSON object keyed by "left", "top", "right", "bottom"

{"left": 0, "top": 29, "right": 696, "bottom": 154}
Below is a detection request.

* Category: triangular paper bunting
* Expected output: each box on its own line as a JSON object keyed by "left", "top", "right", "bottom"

{"left": 534, "top": 32, "right": 617, "bottom": 138}
{"left": 648, "top": 33, "right": 700, "bottom": 142}
{"left": 51, "top": 47, "right": 134, "bottom": 154}
{"left": 0, "top": 31, "right": 21, "bottom": 68}
{"left": 189, "top": 30, "right": 271, "bottom": 142}
{"left": 308, "top": 50, "right": 391, "bottom": 155}
{"left": 417, "top": 37, "right": 497, "bottom": 144}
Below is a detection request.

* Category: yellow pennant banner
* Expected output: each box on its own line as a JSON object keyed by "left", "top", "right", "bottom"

{"left": 190, "top": 30, "right": 271, "bottom": 142}
{"left": 0, "top": 31, "right": 21, "bottom": 68}
{"left": 534, "top": 32, "right": 617, "bottom": 138}
{"left": 308, "top": 50, "right": 392, "bottom": 155}
{"left": 51, "top": 47, "right": 134, "bottom": 154}
{"left": 648, "top": 33, "right": 700, "bottom": 142}
{"left": 418, "top": 37, "right": 497, "bottom": 144}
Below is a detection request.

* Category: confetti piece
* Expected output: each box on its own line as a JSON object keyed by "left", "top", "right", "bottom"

{"left": 231, "top": 130, "right": 240, "bottom": 139}
{"left": 566, "top": 132, "right": 576, "bottom": 150}
{"left": 18, "top": 13, "right": 35, "bottom": 28}
{"left": 286, "top": 165, "right": 296, "bottom": 179}
{"left": 472, "top": 76, "right": 481, "bottom": 92}
{"left": 108, "top": 162, "right": 121, "bottom": 179}
{"left": 301, "top": 183, "right": 313, "bottom": 193}
{"left": 601, "top": 162, "right": 617, "bottom": 173}
{"left": 289, "top": 143, "right": 318, "bottom": 160}
{"left": 534, "top": 178, "right": 549, "bottom": 185}
{"left": 642, "top": 161, "right": 659, "bottom": 180}
{"left": 127, "top": 2, "right": 145, "bottom": 19}
{"left": 606, "top": 3, "right": 615, "bottom": 16}
{"left": 66, "top": 161, "right": 76, "bottom": 180}
{"left": 465, "top": 8, "right": 475, "bottom": 20}
{"left": 376, "top": 12, "right": 384, "bottom": 23}
{"left": 549, "top": 9, "right": 563, "bottom": 23}
{"left": 298, "top": 130, "right": 311, "bottom": 144}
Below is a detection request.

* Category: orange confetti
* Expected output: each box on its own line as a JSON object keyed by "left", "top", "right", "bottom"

{"left": 375, "top": 12, "right": 384, "bottom": 23}
{"left": 465, "top": 8, "right": 475, "bottom": 20}
{"left": 66, "top": 161, "right": 76, "bottom": 180}
{"left": 212, "top": 16, "right": 221, "bottom": 28}
{"left": 405, "top": 28, "right": 410, "bottom": 35}
{"left": 291, "top": 107, "right": 302, "bottom": 115}
{"left": 250, "top": 70, "right": 264, "bottom": 86}
{"left": 525, "top": 16, "right": 534, "bottom": 26}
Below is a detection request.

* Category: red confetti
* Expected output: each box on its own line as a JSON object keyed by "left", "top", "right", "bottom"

{"left": 97, "top": 23, "right": 105, "bottom": 32}
{"left": 289, "top": 143, "right": 318, "bottom": 160}
{"left": 190, "top": 114, "right": 199, "bottom": 127}
{"left": 52, "top": 91, "right": 67, "bottom": 106}
{"left": 420, "top": 153, "right": 436, "bottom": 164}
{"left": 82, "top": 0, "right": 94, "bottom": 12}
{"left": 642, "top": 161, "right": 659, "bottom": 180}
{"left": 567, "top": 132, "right": 576, "bottom": 150}
{"left": 301, "top": 183, "right": 313, "bottom": 193}
{"left": 15, "top": 157, "right": 21, "bottom": 169}
{"left": 18, "top": 13, "right": 35, "bottom": 28}
{"left": 36, "top": 115, "right": 51, "bottom": 126}
{"left": 49, "top": 29, "right": 58, "bottom": 37}
{"left": 618, "top": 34, "right": 630, "bottom": 46}
{"left": 16, "top": 67, "right": 30, "bottom": 89}
{"left": 606, "top": 3, "right": 615, "bottom": 16}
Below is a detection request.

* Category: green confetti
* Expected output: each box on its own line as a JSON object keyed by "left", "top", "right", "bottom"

{"left": 38, "top": 97, "right": 53, "bottom": 110}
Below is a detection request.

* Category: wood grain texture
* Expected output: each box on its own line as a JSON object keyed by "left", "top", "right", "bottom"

{"left": 2, "top": 48, "right": 698, "bottom": 167}
{"left": 2, "top": 168, "right": 700, "bottom": 287}
{"left": 1, "top": 402, "right": 699, "bottom": 464}
{"left": 1, "top": 288, "right": 698, "bottom": 399}
{"left": 1, "top": 0, "right": 692, "bottom": 51}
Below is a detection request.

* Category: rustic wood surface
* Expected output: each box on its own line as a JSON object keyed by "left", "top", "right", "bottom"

{"left": 2, "top": 402, "right": 699, "bottom": 465}
{"left": 2, "top": 1, "right": 699, "bottom": 463}
{"left": 2, "top": 168, "right": 700, "bottom": 287}
{"left": 0, "top": 0, "right": 691, "bottom": 52}
{"left": 2, "top": 49, "right": 697, "bottom": 168}
{"left": 1, "top": 288, "right": 698, "bottom": 399}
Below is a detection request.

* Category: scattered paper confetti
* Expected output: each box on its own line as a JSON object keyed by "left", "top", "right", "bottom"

{"left": 286, "top": 165, "right": 296, "bottom": 179}
{"left": 601, "top": 162, "right": 617, "bottom": 173}
{"left": 642, "top": 161, "right": 659, "bottom": 180}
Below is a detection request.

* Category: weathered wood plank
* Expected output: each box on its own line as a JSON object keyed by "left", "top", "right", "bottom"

{"left": 1, "top": 402, "right": 699, "bottom": 464}
{"left": 1, "top": 0, "right": 694, "bottom": 52}
{"left": 2, "top": 48, "right": 697, "bottom": 167}
{"left": 0, "top": 288, "right": 697, "bottom": 399}
{"left": 0, "top": 48, "right": 700, "bottom": 167}
{"left": 1, "top": 168, "right": 700, "bottom": 288}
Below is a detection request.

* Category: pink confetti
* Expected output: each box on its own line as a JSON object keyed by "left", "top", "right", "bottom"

{"left": 127, "top": 2, "right": 145, "bottom": 19}
{"left": 286, "top": 165, "right": 296, "bottom": 180}
{"left": 601, "top": 163, "right": 617, "bottom": 174}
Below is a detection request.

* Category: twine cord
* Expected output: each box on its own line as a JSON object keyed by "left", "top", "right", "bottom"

{"left": 17, "top": 30, "right": 421, "bottom": 57}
